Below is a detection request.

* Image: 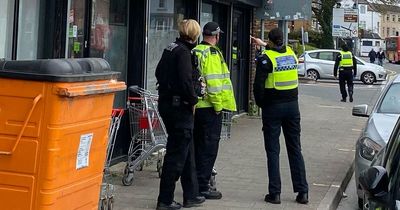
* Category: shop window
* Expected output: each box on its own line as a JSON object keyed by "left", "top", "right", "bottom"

{"left": 17, "top": 0, "right": 41, "bottom": 59}
{"left": 147, "top": 0, "right": 187, "bottom": 93}
{"left": 0, "top": 0, "right": 14, "bottom": 59}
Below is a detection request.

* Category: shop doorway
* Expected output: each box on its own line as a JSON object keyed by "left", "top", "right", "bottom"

{"left": 65, "top": 0, "right": 128, "bottom": 108}
{"left": 231, "top": 7, "right": 250, "bottom": 113}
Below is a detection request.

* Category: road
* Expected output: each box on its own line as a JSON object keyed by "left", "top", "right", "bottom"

{"left": 336, "top": 60, "right": 399, "bottom": 210}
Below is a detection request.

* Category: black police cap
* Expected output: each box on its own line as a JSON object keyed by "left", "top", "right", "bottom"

{"left": 203, "top": 22, "right": 224, "bottom": 36}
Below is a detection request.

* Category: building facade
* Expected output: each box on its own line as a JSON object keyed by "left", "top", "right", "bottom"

{"left": 0, "top": 0, "right": 260, "bottom": 162}
{"left": 380, "top": 6, "right": 400, "bottom": 38}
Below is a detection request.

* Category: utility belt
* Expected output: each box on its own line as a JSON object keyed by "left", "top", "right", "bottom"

{"left": 339, "top": 67, "right": 353, "bottom": 72}
{"left": 159, "top": 95, "right": 190, "bottom": 107}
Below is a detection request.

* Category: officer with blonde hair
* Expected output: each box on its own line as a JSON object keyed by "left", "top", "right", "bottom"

{"left": 155, "top": 19, "right": 205, "bottom": 210}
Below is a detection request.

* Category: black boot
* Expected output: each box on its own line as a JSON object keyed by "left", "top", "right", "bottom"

{"left": 156, "top": 201, "right": 182, "bottom": 210}
{"left": 200, "top": 189, "right": 222, "bottom": 199}
{"left": 183, "top": 196, "right": 206, "bottom": 208}
{"left": 349, "top": 94, "right": 353, "bottom": 102}
{"left": 296, "top": 192, "right": 309, "bottom": 204}
{"left": 340, "top": 97, "right": 346, "bottom": 102}
{"left": 264, "top": 194, "right": 281, "bottom": 204}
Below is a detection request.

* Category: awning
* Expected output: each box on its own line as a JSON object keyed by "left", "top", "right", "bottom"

{"left": 236, "top": 0, "right": 261, "bottom": 7}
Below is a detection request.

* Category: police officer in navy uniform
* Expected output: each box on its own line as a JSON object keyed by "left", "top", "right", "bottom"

{"left": 251, "top": 28, "right": 309, "bottom": 205}
{"left": 155, "top": 19, "right": 205, "bottom": 210}
{"left": 333, "top": 44, "right": 357, "bottom": 102}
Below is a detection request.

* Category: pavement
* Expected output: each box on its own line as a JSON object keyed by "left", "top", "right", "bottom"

{"left": 107, "top": 86, "right": 369, "bottom": 210}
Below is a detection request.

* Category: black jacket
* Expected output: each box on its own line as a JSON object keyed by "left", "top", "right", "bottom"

{"left": 253, "top": 45, "right": 298, "bottom": 107}
{"left": 377, "top": 51, "right": 385, "bottom": 59}
{"left": 155, "top": 38, "right": 198, "bottom": 106}
{"left": 333, "top": 51, "right": 357, "bottom": 77}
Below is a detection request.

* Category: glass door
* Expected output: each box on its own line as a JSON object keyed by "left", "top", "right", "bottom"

{"left": 231, "top": 7, "right": 250, "bottom": 113}
{"left": 66, "top": 0, "right": 88, "bottom": 58}
{"left": 66, "top": 0, "right": 129, "bottom": 108}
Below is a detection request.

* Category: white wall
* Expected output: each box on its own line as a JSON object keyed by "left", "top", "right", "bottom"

{"left": 358, "top": 4, "right": 381, "bottom": 36}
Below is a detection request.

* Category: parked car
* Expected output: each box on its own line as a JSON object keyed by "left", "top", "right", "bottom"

{"left": 353, "top": 74, "right": 400, "bottom": 209}
{"left": 298, "top": 49, "right": 387, "bottom": 85}
{"left": 358, "top": 116, "right": 400, "bottom": 210}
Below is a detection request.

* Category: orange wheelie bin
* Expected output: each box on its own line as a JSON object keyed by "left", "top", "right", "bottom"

{"left": 0, "top": 58, "right": 126, "bottom": 210}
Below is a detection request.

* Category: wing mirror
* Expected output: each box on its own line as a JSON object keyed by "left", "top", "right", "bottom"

{"left": 359, "top": 166, "right": 389, "bottom": 200}
{"left": 352, "top": 104, "right": 369, "bottom": 117}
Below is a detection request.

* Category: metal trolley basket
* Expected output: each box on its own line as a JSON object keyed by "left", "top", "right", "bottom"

{"left": 209, "top": 111, "right": 234, "bottom": 191}
{"left": 122, "top": 86, "right": 167, "bottom": 186}
{"left": 99, "top": 109, "right": 125, "bottom": 210}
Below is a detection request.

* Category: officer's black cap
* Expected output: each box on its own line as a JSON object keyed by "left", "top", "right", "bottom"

{"left": 203, "top": 22, "right": 224, "bottom": 36}
{"left": 268, "top": 28, "right": 283, "bottom": 46}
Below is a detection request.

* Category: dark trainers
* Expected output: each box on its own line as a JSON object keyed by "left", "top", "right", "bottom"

{"left": 264, "top": 194, "right": 281, "bottom": 204}
{"left": 156, "top": 201, "right": 182, "bottom": 210}
{"left": 340, "top": 98, "right": 346, "bottom": 102}
{"left": 349, "top": 95, "right": 353, "bottom": 102}
{"left": 296, "top": 192, "right": 309, "bottom": 204}
{"left": 200, "top": 189, "right": 222, "bottom": 199}
{"left": 183, "top": 196, "right": 206, "bottom": 208}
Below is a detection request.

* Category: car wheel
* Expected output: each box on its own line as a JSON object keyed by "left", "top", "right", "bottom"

{"left": 306, "top": 69, "right": 319, "bottom": 81}
{"left": 361, "top": 72, "right": 376, "bottom": 85}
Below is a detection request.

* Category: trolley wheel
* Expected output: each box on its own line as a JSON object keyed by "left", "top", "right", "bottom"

{"left": 108, "top": 197, "right": 114, "bottom": 210}
{"left": 157, "top": 159, "right": 163, "bottom": 178}
{"left": 100, "top": 199, "right": 108, "bottom": 210}
{"left": 122, "top": 166, "right": 134, "bottom": 186}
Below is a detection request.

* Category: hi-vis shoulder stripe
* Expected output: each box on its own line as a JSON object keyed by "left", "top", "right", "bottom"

{"left": 192, "top": 48, "right": 211, "bottom": 57}
{"left": 342, "top": 54, "right": 352, "bottom": 59}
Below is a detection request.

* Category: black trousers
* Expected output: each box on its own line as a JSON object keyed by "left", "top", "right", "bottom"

{"left": 193, "top": 108, "right": 223, "bottom": 192}
{"left": 261, "top": 101, "right": 308, "bottom": 195}
{"left": 339, "top": 70, "right": 354, "bottom": 99}
{"left": 157, "top": 101, "right": 198, "bottom": 204}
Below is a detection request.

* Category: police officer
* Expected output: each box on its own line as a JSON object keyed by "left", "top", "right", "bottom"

{"left": 155, "top": 19, "right": 205, "bottom": 210}
{"left": 192, "top": 22, "right": 237, "bottom": 199}
{"left": 333, "top": 44, "right": 357, "bottom": 102}
{"left": 251, "top": 28, "right": 309, "bottom": 205}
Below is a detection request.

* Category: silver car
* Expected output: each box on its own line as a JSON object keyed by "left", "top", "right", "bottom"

{"left": 298, "top": 49, "right": 387, "bottom": 85}
{"left": 352, "top": 74, "right": 400, "bottom": 209}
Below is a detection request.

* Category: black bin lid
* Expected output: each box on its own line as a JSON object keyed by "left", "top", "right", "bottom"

{"left": 0, "top": 58, "right": 120, "bottom": 82}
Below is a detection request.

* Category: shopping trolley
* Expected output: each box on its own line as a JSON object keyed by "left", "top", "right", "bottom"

{"left": 122, "top": 86, "right": 167, "bottom": 186}
{"left": 99, "top": 109, "right": 125, "bottom": 210}
{"left": 209, "top": 111, "right": 234, "bottom": 191}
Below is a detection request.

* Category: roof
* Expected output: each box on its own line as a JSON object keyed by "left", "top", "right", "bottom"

{"left": 361, "top": 32, "right": 382, "bottom": 39}
{"left": 369, "top": 3, "right": 400, "bottom": 13}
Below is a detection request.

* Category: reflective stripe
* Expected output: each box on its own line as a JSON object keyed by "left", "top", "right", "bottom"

{"left": 192, "top": 48, "right": 210, "bottom": 57}
{"left": 207, "top": 85, "right": 232, "bottom": 93}
{"left": 275, "top": 80, "right": 298, "bottom": 87}
{"left": 205, "top": 73, "right": 230, "bottom": 80}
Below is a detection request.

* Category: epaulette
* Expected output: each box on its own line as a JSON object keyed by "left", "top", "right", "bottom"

{"left": 165, "top": 42, "right": 179, "bottom": 51}
{"left": 210, "top": 47, "right": 218, "bottom": 55}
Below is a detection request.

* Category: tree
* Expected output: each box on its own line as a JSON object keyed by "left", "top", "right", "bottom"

{"left": 312, "top": 0, "right": 338, "bottom": 49}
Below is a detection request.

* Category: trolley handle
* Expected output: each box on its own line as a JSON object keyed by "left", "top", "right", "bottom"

{"left": 111, "top": 108, "right": 125, "bottom": 117}
{"left": 0, "top": 94, "right": 42, "bottom": 155}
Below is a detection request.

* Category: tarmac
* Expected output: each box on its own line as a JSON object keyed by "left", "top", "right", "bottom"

{"left": 108, "top": 92, "right": 366, "bottom": 210}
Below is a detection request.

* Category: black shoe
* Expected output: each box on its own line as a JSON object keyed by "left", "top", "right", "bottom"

{"left": 340, "top": 98, "right": 346, "bottom": 102}
{"left": 183, "top": 196, "right": 206, "bottom": 208}
{"left": 349, "top": 95, "right": 353, "bottom": 102}
{"left": 296, "top": 192, "right": 309, "bottom": 204}
{"left": 200, "top": 189, "right": 222, "bottom": 199}
{"left": 264, "top": 194, "right": 281, "bottom": 204}
{"left": 156, "top": 201, "right": 182, "bottom": 210}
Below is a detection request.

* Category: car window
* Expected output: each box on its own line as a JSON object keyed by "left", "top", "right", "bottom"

{"left": 308, "top": 52, "right": 318, "bottom": 59}
{"left": 379, "top": 84, "right": 400, "bottom": 114}
{"left": 384, "top": 121, "right": 400, "bottom": 178}
{"left": 318, "top": 52, "right": 334, "bottom": 61}
{"left": 355, "top": 58, "right": 364, "bottom": 65}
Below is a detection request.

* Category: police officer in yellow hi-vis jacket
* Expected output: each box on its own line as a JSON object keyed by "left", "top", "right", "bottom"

{"left": 333, "top": 44, "right": 357, "bottom": 102}
{"left": 251, "top": 28, "right": 308, "bottom": 205}
{"left": 193, "top": 22, "right": 236, "bottom": 200}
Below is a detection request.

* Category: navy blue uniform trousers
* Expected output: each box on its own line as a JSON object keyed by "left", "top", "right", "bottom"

{"left": 262, "top": 100, "right": 308, "bottom": 195}
{"left": 339, "top": 70, "right": 354, "bottom": 99}
{"left": 157, "top": 101, "right": 198, "bottom": 204}
{"left": 193, "top": 108, "right": 223, "bottom": 192}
